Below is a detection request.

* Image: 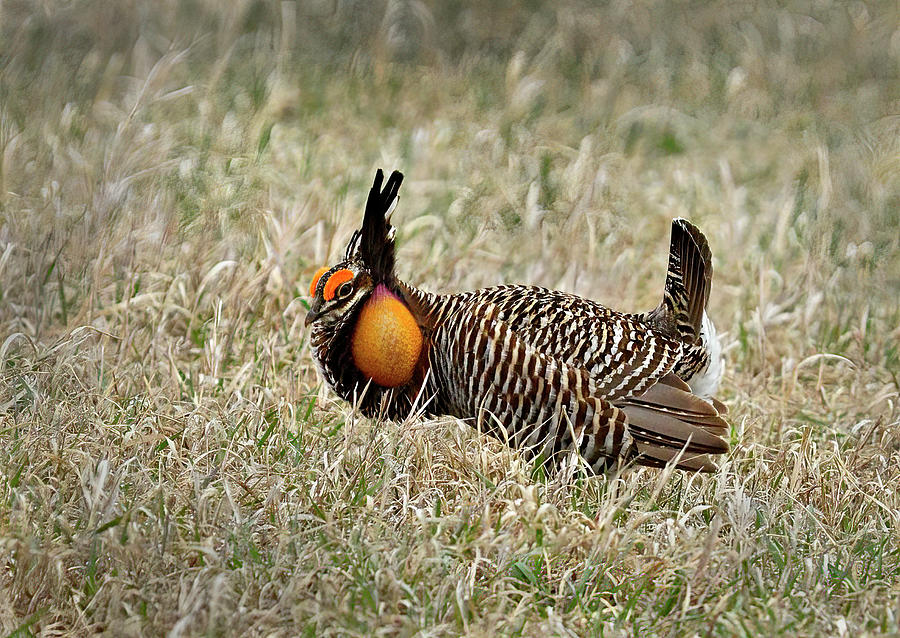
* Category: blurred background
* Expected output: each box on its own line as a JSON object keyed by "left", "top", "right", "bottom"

{"left": 2, "top": 0, "right": 897, "bottom": 321}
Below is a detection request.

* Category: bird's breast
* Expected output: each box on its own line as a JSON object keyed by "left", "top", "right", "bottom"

{"left": 351, "top": 284, "right": 423, "bottom": 388}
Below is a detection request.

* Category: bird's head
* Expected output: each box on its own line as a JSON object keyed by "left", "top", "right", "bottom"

{"left": 305, "top": 169, "right": 403, "bottom": 328}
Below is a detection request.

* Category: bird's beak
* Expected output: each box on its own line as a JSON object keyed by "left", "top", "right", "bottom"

{"left": 304, "top": 299, "right": 323, "bottom": 327}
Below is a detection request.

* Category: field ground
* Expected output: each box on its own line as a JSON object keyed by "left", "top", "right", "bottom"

{"left": 1, "top": 1, "right": 899, "bottom": 635}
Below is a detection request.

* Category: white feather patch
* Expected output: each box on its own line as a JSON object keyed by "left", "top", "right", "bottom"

{"left": 687, "top": 312, "right": 723, "bottom": 399}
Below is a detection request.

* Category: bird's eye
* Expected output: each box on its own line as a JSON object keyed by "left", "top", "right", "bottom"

{"left": 337, "top": 282, "right": 354, "bottom": 298}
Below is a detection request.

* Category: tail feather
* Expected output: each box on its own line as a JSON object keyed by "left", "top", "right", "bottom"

{"left": 631, "top": 443, "right": 720, "bottom": 472}
{"left": 624, "top": 406, "right": 728, "bottom": 452}
{"left": 648, "top": 218, "right": 713, "bottom": 344}
{"left": 630, "top": 381, "right": 720, "bottom": 418}
{"left": 709, "top": 396, "right": 728, "bottom": 414}
{"left": 653, "top": 370, "right": 725, "bottom": 413}
{"left": 621, "top": 373, "right": 729, "bottom": 472}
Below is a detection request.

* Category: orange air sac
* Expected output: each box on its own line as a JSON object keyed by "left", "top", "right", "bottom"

{"left": 351, "top": 284, "right": 423, "bottom": 387}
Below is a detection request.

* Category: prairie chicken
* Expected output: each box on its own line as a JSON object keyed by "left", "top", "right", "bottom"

{"left": 306, "top": 170, "right": 729, "bottom": 472}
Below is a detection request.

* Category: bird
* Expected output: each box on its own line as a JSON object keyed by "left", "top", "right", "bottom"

{"left": 305, "top": 169, "right": 729, "bottom": 473}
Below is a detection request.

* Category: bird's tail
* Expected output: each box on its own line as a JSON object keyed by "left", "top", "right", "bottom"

{"left": 621, "top": 373, "right": 729, "bottom": 472}
{"left": 646, "top": 218, "right": 713, "bottom": 345}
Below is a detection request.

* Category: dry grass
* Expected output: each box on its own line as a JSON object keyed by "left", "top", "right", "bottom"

{"left": 1, "top": 0, "right": 899, "bottom": 635}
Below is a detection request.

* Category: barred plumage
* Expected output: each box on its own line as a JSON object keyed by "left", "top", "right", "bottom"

{"left": 306, "top": 170, "right": 729, "bottom": 473}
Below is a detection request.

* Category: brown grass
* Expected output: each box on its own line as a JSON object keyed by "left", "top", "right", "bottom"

{"left": 1, "top": 0, "right": 899, "bottom": 635}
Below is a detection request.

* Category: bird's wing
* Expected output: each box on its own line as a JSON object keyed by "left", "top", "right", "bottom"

{"left": 430, "top": 298, "right": 728, "bottom": 471}
{"left": 473, "top": 285, "right": 688, "bottom": 401}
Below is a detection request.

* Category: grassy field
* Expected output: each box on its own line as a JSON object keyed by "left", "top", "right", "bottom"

{"left": 1, "top": 0, "right": 898, "bottom": 635}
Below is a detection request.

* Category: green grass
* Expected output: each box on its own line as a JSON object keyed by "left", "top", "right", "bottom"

{"left": 1, "top": 0, "right": 899, "bottom": 635}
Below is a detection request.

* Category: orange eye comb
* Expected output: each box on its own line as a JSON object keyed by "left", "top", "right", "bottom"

{"left": 323, "top": 269, "right": 354, "bottom": 301}
{"left": 309, "top": 267, "right": 329, "bottom": 297}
